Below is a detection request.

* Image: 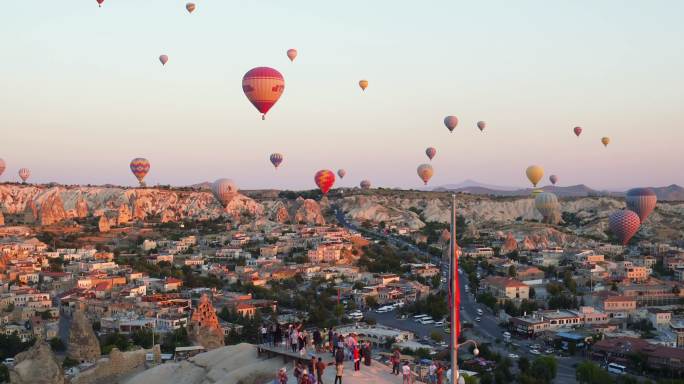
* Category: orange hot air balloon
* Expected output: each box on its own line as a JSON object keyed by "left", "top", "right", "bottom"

{"left": 359, "top": 80, "right": 368, "bottom": 91}
{"left": 186, "top": 3, "right": 196, "bottom": 13}
{"left": 526, "top": 165, "right": 544, "bottom": 187}
{"left": 314, "top": 170, "right": 335, "bottom": 195}
{"left": 417, "top": 164, "right": 434, "bottom": 185}
{"left": 242, "top": 67, "right": 285, "bottom": 120}
{"left": 159, "top": 55, "right": 169, "bottom": 66}
{"left": 601, "top": 137, "right": 610, "bottom": 147}
{"left": 444, "top": 116, "right": 458, "bottom": 133}
{"left": 287, "top": 49, "right": 297, "bottom": 62}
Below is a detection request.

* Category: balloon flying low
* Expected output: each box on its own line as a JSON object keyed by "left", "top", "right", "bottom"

{"left": 573, "top": 126, "right": 582, "bottom": 137}
{"left": 625, "top": 188, "right": 657, "bottom": 222}
{"left": 417, "top": 164, "right": 434, "bottom": 185}
{"left": 337, "top": 169, "right": 346, "bottom": 179}
{"left": 130, "top": 158, "right": 150, "bottom": 186}
{"left": 159, "top": 55, "right": 169, "bottom": 66}
{"left": 186, "top": 3, "right": 196, "bottom": 13}
{"left": 0, "top": 159, "right": 5, "bottom": 176}
{"left": 242, "top": 67, "right": 285, "bottom": 120}
{"left": 287, "top": 49, "right": 297, "bottom": 62}
{"left": 609, "top": 209, "right": 641, "bottom": 245}
{"left": 360, "top": 180, "right": 371, "bottom": 190}
{"left": 359, "top": 80, "right": 368, "bottom": 91}
{"left": 18, "top": 168, "right": 30, "bottom": 183}
{"left": 425, "top": 147, "right": 436, "bottom": 161}
{"left": 601, "top": 137, "right": 610, "bottom": 147}
{"left": 477, "top": 121, "right": 486, "bottom": 132}
{"left": 314, "top": 170, "right": 335, "bottom": 195}
{"left": 270, "top": 153, "right": 284, "bottom": 169}
{"left": 212, "top": 179, "right": 239, "bottom": 207}
{"left": 444, "top": 116, "right": 458, "bottom": 133}
{"left": 526, "top": 165, "right": 544, "bottom": 187}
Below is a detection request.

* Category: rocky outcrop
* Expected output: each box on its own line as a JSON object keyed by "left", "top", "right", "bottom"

{"left": 501, "top": 233, "right": 518, "bottom": 255}
{"left": 66, "top": 309, "right": 101, "bottom": 363}
{"left": 291, "top": 197, "right": 325, "bottom": 225}
{"left": 0, "top": 209, "right": 4, "bottom": 226}
{"left": 71, "top": 345, "right": 160, "bottom": 384}
{"left": 75, "top": 196, "right": 89, "bottom": 218}
{"left": 224, "top": 194, "right": 263, "bottom": 219}
{"left": 9, "top": 342, "right": 65, "bottom": 384}
{"left": 98, "top": 215, "right": 110, "bottom": 233}
{"left": 188, "top": 294, "right": 224, "bottom": 350}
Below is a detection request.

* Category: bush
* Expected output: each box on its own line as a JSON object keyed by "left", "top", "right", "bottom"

{"left": 49, "top": 337, "right": 66, "bottom": 352}
{"left": 62, "top": 357, "right": 79, "bottom": 369}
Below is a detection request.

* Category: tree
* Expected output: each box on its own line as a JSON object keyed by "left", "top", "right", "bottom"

{"left": 365, "top": 296, "right": 378, "bottom": 309}
{"left": 430, "top": 331, "right": 444, "bottom": 343}
{"left": 49, "top": 337, "right": 65, "bottom": 352}
{"left": 518, "top": 356, "right": 531, "bottom": 373}
{"left": 508, "top": 265, "right": 517, "bottom": 277}
{"left": 530, "top": 356, "right": 557, "bottom": 384}
{"left": 576, "top": 360, "right": 613, "bottom": 384}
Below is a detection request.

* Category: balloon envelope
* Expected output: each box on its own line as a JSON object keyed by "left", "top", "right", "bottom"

{"left": 609, "top": 210, "right": 641, "bottom": 245}
{"left": 186, "top": 3, "right": 196, "bottom": 13}
{"left": 444, "top": 116, "right": 458, "bottom": 132}
{"left": 270, "top": 153, "right": 283, "bottom": 169}
{"left": 96, "top": 0, "right": 104, "bottom": 7}
{"left": 601, "top": 137, "right": 610, "bottom": 147}
{"left": 417, "top": 164, "right": 434, "bottom": 185}
{"left": 0, "top": 159, "right": 5, "bottom": 176}
{"left": 626, "top": 188, "right": 657, "bottom": 222}
{"left": 159, "top": 55, "right": 168, "bottom": 66}
{"left": 535, "top": 192, "right": 560, "bottom": 220}
{"left": 360, "top": 180, "right": 371, "bottom": 189}
{"left": 314, "top": 170, "right": 335, "bottom": 195}
{"left": 337, "top": 169, "right": 346, "bottom": 179}
{"left": 130, "top": 158, "right": 150, "bottom": 184}
{"left": 18, "top": 168, "right": 30, "bottom": 182}
{"left": 549, "top": 175, "right": 558, "bottom": 185}
{"left": 359, "top": 80, "right": 368, "bottom": 91}
{"left": 242, "top": 67, "right": 285, "bottom": 119}
{"left": 526, "top": 165, "right": 544, "bottom": 187}
{"left": 477, "top": 121, "right": 486, "bottom": 132}
{"left": 287, "top": 49, "right": 297, "bottom": 62}
{"left": 212, "top": 179, "right": 238, "bottom": 207}
{"left": 573, "top": 126, "right": 582, "bottom": 137}
{"left": 425, "top": 147, "right": 436, "bottom": 161}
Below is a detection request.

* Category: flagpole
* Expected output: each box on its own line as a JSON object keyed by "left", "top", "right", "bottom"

{"left": 450, "top": 193, "right": 459, "bottom": 384}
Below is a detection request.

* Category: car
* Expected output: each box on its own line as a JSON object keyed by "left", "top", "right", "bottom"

{"left": 530, "top": 344, "right": 541, "bottom": 350}
{"left": 475, "top": 317, "right": 481, "bottom": 322}
{"left": 420, "top": 318, "right": 435, "bottom": 325}
{"left": 530, "top": 349, "right": 541, "bottom": 355}
{"left": 544, "top": 348, "right": 554, "bottom": 354}
{"left": 507, "top": 353, "right": 520, "bottom": 359}
{"left": 434, "top": 320, "right": 445, "bottom": 327}
{"left": 398, "top": 314, "right": 408, "bottom": 320}
{"left": 2, "top": 358, "right": 15, "bottom": 366}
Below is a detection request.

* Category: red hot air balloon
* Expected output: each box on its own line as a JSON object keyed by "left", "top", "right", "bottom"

{"left": 96, "top": 0, "right": 104, "bottom": 7}
{"left": 360, "top": 180, "right": 371, "bottom": 189}
{"left": 242, "top": 67, "right": 285, "bottom": 120}
{"left": 425, "top": 147, "right": 436, "bottom": 161}
{"left": 314, "top": 170, "right": 335, "bottom": 195}
{"left": 186, "top": 3, "right": 196, "bottom": 13}
{"left": 270, "top": 153, "right": 283, "bottom": 169}
{"left": 609, "top": 210, "right": 641, "bottom": 245}
{"left": 159, "top": 55, "right": 169, "bottom": 66}
{"left": 573, "top": 126, "right": 582, "bottom": 137}
{"left": 626, "top": 188, "right": 657, "bottom": 222}
{"left": 337, "top": 169, "right": 346, "bottom": 179}
{"left": 477, "top": 121, "right": 486, "bottom": 132}
{"left": 444, "top": 116, "right": 458, "bottom": 133}
{"left": 549, "top": 175, "right": 558, "bottom": 185}
{"left": 287, "top": 49, "right": 297, "bottom": 62}
{"left": 130, "top": 158, "right": 150, "bottom": 186}
{"left": 18, "top": 168, "right": 30, "bottom": 183}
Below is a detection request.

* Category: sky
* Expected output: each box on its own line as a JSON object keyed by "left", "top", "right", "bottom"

{"left": 1, "top": 1, "right": 683, "bottom": 190}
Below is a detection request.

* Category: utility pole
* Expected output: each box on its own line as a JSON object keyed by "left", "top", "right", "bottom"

{"left": 450, "top": 194, "right": 460, "bottom": 384}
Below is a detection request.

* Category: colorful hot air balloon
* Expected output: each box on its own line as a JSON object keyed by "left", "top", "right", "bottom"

{"left": 18, "top": 168, "right": 30, "bottom": 183}
{"left": 444, "top": 116, "right": 458, "bottom": 133}
{"left": 314, "top": 170, "right": 335, "bottom": 195}
{"left": 96, "top": 0, "right": 104, "bottom": 7}
{"left": 359, "top": 80, "right": 368, "bottom": 91}
{"left": 525, "top": 165, "right": 544, "bottom": 187}
{"left": 601, "top": 137, "right": 610, "bottom": 147}
{"left": 477, "top": 121, "right": 486, "bottom": 132}
{"left": 573, "top": 126, "right": 582, "bottom": 137}
{"left": 159, "top": 55, "right": 169, "bottom": 66}
{"left": 287, "top": 49, "right": 297, "bottom": 62}
{"left": 535, "top": 192, "right": 560, "bottom": 223}
{"left": 608, "top": 210, "right": 641, "bottom": 245}
{"left": 626, "top": 188, "right": 657, "bottom": 222}
{"left": 549, "top": 175, "right": 558, "bottom": 185}
{"left": 270, "top": 153, "right": 284, "bottom": 169}
{"left": 417, "top": 164, "right": 434, "bottom": 185}
{"left": 425, "top": 147, "right": 436, "bottom": 161}
{"left": 129, "top": 158, "right": 150, "bottom": 186}
{"left": 242, "top": 67, "right": 285, "bottom": 120}
{"left": 0, "top": 159, "right": 5, "bottom": 177}
{"left": 337, "top": 169, "right": 346, "bottom": 179}
{"left": 360, "top": 180, "right": 371, "bottom": 190}
{"left": 211, "top": 178, "right": 238, "bottom": 207}
{"left": 186, "top": 2, "right": 196, "bottom": 13}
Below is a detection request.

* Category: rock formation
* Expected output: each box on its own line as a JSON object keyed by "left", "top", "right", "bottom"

{"left": 0, "top": 209, "right": 4, "bottom": 226}
{"left": 188, "top": 294, "right": 224, "bottom": 350}
{"left": 501, "top": 233, "right": 518, "bottom": 255}
{"left": 291, "top": 197, "right": 325, "bottom": 225}
{"left": 98, "top": 215, "right": 110, "bottom": 233}
{"left": 9, "top": 342, "right": 65, "bottom": 384}
{"left": 66, "top": 309, "right": 101, "bottom": 363}
{"left": 75, "top": 196, "right": 89, "bottom": 218}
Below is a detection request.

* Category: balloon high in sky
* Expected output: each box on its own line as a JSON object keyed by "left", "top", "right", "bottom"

{"left": 573, "top": 127, "right": 582, "bottom": 137}
{"left": 425, "top": 147, "right": 436, "bottom": 161}
{"left": 287, "top": 49, "right": 297, "bottom": 62}
{"left": 444, "top": 116, "right": 458, "bottom": 133}
{"left": 526, "top": 165, "right": 544, "bottom": 187}
{"left": 337, "top": 169, "right": 346, "bottom": 179}
{"left": 242, "top": 67, "right": 285, "bottom": 120}
{"left": 417, "top": 164, "right": 434, "bottom": 185}
{"left": 270, "top": 153, "right": 283, "bottom": 169}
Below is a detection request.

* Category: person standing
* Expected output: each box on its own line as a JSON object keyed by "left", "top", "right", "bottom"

{"left": 428, "top": 360, "right": 437, "bottom": 384}
{"left": 313, "top": 329, "right": 322, "bottom": 352}
{"left": 275, "top": 324, "right": 283, "bottom": 348}
{"left": 402, "top": 361, "right": 411, "bottom": 384}
{"left": 392, "top": 348, "right": 401, "bottom": 375}
{"left": 436, "top": 363, "right": 444, "bottom": 384}
{"left": 315, "top": 358, "right": 327, "bottom": 384}
{"left": 261, "top": 324, "right": 268, "bottom": 345}
{"left": 277, "top": 367, "right": 288, "bottom": 384}
{"left": 353, "top": 345, "right": 360, "bottom": 371}
{"left": 328, "top": 329, "right": 334, "bottom": 353}
{"left": 334, "top": 362, "right": 344, "bottom": 384}
{"left": 335, "top": 345, "right": 345, "bottom": 365}
{"left": 363, "top": 341, "right": 371, "bottom": 366}
{"left": 300, "top": 369, "right": 311, "bottom": 384}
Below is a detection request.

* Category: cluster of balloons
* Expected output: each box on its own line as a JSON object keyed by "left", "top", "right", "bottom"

{"left": 572, "top": 125, "right": 611, "bottom": 148}
{"left": 607, "top": 188, "right": 657, "bottom": 245}
{"left": 0, "top": 159, "right": 32, "bottom": 183}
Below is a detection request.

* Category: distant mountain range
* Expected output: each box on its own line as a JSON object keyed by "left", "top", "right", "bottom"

{"left": 434, "top": 181, "right": 684, "bottom": 201}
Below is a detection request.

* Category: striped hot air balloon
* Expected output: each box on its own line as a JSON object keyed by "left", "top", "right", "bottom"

{"left": 444, "top": 116, "right": 458, "bottom": 133}
{"left": 626, "top": 188, "right": 657, "bottom": 222}
{"left": 360, "top": 180, "right": 371, "bottom": 190}
{"left": 130, "top": 158, "right": 150, "bottom": 186}
{"left": 535, "top": 192, "right": 560, "bottom": 223}
{"left": 18, "top": 168, "right": 30, "bottom": 183}
{"left": 425, "top": 147, "right": 436, "bottom": 161}
{"left": 609, "top": 210, "right": 641, "bottom": 245}
{"left": 314, "top": 170, "right": 335, "bottom": 195}
{"left": 0, "top": 159, "right": 5, "bottom": 177}
{"left": 337, "top": 169, "right": 346, "bottom": 179}
{"left": 526, "top": 165, "right": 544, "bottom": 187}
{"left": 211, "top": 178, "right": 238, "bottom": 207}
{"left": 270, "top": 153, "right": 284, "bottom": 169}
{"left": 417, "top": 164, "right": 434, "bottom": 185}
{"left": 242, "top": 67, "right": 285, "bottom": 120}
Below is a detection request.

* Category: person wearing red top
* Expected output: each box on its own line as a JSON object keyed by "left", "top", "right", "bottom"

{"left": 353, "top": 345, "right": 360, "bottom": 371}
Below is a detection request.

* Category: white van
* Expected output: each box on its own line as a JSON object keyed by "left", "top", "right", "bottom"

{"left": 413, "top": 314, "right": 429, "bottom": 321}
{"left": 420, "top": 318, "right": 435, "bottom": 325}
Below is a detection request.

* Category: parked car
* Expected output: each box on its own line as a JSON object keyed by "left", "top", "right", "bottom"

{"left": 475, "top": 317, "right": 481, "bottom": 322}
{"left": 530, "top": 349, "right": 541, "bottom": 355}
{"left": 507, "top": 353, "right": 520, "bottom": 359}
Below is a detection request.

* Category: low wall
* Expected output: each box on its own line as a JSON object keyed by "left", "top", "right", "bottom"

{"left": 70, "top": 345, "right": 160, "bottom": 384}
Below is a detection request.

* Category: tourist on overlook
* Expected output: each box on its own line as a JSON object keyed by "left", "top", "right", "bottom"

{"left": 328, "top": 329, "right": 334, "bottom": 353}
{"left": 436, "top": 363, "right": 444, "bottom": 384}
{"left": 315, "top": 357, "right": 327, "bottom": 384}
{"left": 391, "top": 348, "right": 401, "bottom": 375}
{"left": 334, "top": 362, "right": 344, "bottom": 384}
{"left": 428, "top": 360, "right": 437, "bottom": 383}
{"left": 402, "top": 361, "right": 411, "bottom": 384}
{"left": 277, "top": 367, "right": 288, "bottom": 384}
{"left": 313, "top": 328, "right": 322, "bottom": 352}
{"left": 363, "top": 341, "right": 371, "bottom": 366}
{"left": 353, "top": 345, "right": 360, "bottom": 371}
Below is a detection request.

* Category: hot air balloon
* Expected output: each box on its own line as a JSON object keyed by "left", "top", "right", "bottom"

{"left": 526, "top": 165, "right": 544, "bottom": 187}
{"left": 314, "top": 170, "right": 335, "bottom": 195}
{"left": 549, "top": 175, "right": 558, "bottom": 185}
{"left": 531, "top": 189, "right": 544, "bottom": 197}
{"left": 242, "top": 67, "right": 285, "bottom": 120}
{"left": 159, "top": 55, "right": 169, "bottom": 66}
{"left": 337, "top": 169, "right": 346, "bottom": 179}
{"left": 287, "top": 49, "right": 297, "bottom": 62}
{"left": 417, "top": 164, "right": 434, "bottom": 185}
{"left": 270, "top": 153, "right": 284, "bottom": 169}
{"left": 212, "top": 178, "right": 238, "bottom": 207}
{"left": 573, "top": 126, "right": 582, "bottom": 137}
{"left": 609, "top": 210, "right": 641, "bottom": 245}
{"left": 477, "top": 121, "right": 486, "bottom": 132}
{"left": 96, "top": 0, "right": 104, "bottom": 7}
{"left": 601, "top": 137, "right": 610, "bottom": 147}
{"left": 130, "top": 158, "right": 150, "bottom": 187}
{"left": 18, "top": 168, "right": 30, "bottom": 183}
{"left": 425, "top": 147, "right": 436, "bottom": 161}
{"left": 0, "top": 159, "right": 5, "bottom": 177}
{"left": 360, "top": 180, "right": 371, "bottom": 190}
{"left": 186, "top": 3, "right": 196, "bottom": 13}
{"left": 359, "top": 80, "right": 368, "bottom": 91}
{"left": 535, "top": 192, "right": 560, "bottom": 224}
{"left": 626, "top": 188, "right": 657, "bottom": 222}
{"left": 444, "top": 116, "right": 458, "bottom": 133}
